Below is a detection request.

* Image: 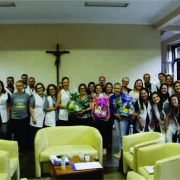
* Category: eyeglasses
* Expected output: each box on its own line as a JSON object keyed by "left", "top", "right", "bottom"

{"left": 49, "top": 88, "right": 55, "bottom": 91}
{"left": 37, "top": 87, "right": 43, "bottom": 90}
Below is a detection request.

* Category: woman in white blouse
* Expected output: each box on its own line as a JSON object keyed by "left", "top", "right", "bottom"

{"left": 0, "top": 81, "right": 10, "bottom": 139}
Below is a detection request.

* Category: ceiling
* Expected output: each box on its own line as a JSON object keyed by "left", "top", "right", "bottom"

{"left": 0, "top": 0, "right": 180, "bottom": 41}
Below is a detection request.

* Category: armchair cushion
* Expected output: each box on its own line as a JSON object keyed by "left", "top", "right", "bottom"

{"left": 39, "top": 145, "right": 98, "bottom": 162}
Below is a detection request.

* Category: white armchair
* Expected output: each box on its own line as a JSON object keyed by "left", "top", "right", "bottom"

{"left": 0, "top": 140, "right": 20, "bottom": 180}
{"left": 136, "top": 143, "right": 180, "bottom": 180}
{"left": 122, "top": 132, "right": 165, "bottom": 174}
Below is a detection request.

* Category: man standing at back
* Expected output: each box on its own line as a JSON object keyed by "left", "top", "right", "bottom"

{"left": 21, "top": 74, "right": 28, "bottom": 93}
{"left": 99, "top": 76, "right": 106, "bottom": 92}
{"left": 156, "top": 73, "right": 165, "bottom": 92}
{"left": 25, "top": 77, "right": 36, "bottom": 97}
{"left": 143, "top": 73, "right": 157, "bottom": 95}
{"left": 5, "top": 76, "right": 16, "bottom": 95}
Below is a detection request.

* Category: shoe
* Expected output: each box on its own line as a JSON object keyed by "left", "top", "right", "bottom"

{"left": 113, "top": 152, "right": 121, "bottom": 158}
{"left": 103, "top": 149, "right": 107, "bottom": 156}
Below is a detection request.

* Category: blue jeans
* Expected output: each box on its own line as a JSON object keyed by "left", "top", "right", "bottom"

{"left": 114, "top": 119, "right": 128, "bottom": 152}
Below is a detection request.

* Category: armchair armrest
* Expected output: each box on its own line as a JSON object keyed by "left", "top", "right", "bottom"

{"left": 0, "top": 150, "right": 11, "bottom": 179}
{"left": 123, "top": 133, "right": 145, "bottom": 152}
{"left": 34, "top": 128, "right": 49, "bottom": 156}
{"left": 88, "top": 127, "right": 103, "bottom": 164}
{"left": 0, "top": 140, "right": 18, "bottom": 158}
{"left": 136, "top": 144, "right": 165, "bottom": 168}
{"left": 154, "top": 155, "right": 180, "bottom": 180}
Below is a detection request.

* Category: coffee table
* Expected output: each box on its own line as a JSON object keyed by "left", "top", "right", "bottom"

{"left": 50, "top": 156, "right": 104, "bottom": 180}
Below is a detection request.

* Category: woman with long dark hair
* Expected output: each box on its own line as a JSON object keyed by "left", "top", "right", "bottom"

{"left": 151, "top": 92, "right": 169, "bottom": 138}
{"left": 134, "top": 88, "right": 154, "bottom": 132}
{"left": 166, "top": 94, "right": 180, "bottom": 143}
{"left": 44, "top": 84, "right": 58, "bottom": 127}
{"left": 159, "top": 83, "right": 170, "bottom": 103}
{"left": 87, "top": 81, "right": 96, "bottom": 97}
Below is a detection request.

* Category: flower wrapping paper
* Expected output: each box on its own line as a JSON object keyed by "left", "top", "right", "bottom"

{"left": 66, "top": 92, "right": 82, "bottom": 113}
{"left": 118, "top": 94, "right": 135, "bottom": 117}
{"left": 92, "top": 95, "right": 109, "bottom": 119}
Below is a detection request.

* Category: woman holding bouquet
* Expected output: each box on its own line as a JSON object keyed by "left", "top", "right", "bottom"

{"left": 92, "top": 84, "right": 110, "bottom": 156}
{"left": 74, "top": 83, "right": 92, "bottom": 126}
{"left": 109, "top": 83, "right": 129, "bottom": 158}
{"left": 134, "top": 88, "right": 154, "bottom": 133}
{"left": 105, "top": 83, "right": 114, "bottom": 151}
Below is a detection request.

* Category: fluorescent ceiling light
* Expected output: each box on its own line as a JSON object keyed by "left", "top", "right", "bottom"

{"left": 0, "top": 2, "right": 15, "bottom": 7}
{"left": 84, "top": 2, "right": 129, "bottom": 7}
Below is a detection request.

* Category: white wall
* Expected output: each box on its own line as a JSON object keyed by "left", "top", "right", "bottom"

{"left": 0, "top": 24, "right": 161, "bottom": 89}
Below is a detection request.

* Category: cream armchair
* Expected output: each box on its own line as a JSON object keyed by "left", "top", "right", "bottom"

{"left": 0, "top": 150, "right": 11, "bottom": 180}
{"left": 0, "top": 140, "right": 19, "bottom": 180}
{"left": 35, "top": 126, "right": 102, "bottom": 178}
{"left": 136, "top": 143, "right": 180, "bottom": 180}
{"left": 122, "top": 132, "right": 165, "bottom": 174}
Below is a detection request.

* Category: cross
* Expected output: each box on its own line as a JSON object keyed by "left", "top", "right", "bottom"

{"left": 46, "top": 44, "right": 70, "bottom": 84}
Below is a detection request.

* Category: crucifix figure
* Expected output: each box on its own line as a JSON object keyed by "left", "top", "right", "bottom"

{"left": 46, "top": 44, "right": 70, "bottom": 84}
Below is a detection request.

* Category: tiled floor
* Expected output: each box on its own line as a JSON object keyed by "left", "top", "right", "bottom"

{"left": 19, "top": 129, "right": 126, "bottom": 180}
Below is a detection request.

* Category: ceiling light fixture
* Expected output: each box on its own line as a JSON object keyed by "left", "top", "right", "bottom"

{"left": 0, "top": 2, "right": 15, "bottom": 7}
{"left": 84, "top": 2, "right": 129, "bottom": 7}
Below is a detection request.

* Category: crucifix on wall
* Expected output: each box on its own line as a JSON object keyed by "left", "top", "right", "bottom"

{"left": 46, "top": 44, "right": 70, "bottom": 84}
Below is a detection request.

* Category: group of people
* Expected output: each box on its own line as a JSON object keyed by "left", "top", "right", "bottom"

{"left": 0, "top": 73, "right": 180, "bottom": 159}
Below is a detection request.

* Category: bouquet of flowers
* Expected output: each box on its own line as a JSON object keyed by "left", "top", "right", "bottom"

{"left": 92, "top": 95, "right": 109, "bottom": 119}
{"left": 66, "top": 92, "right": 82, "bottom": 113}
{"left": 118, "top": 94, "right": 135, "bottom": 117}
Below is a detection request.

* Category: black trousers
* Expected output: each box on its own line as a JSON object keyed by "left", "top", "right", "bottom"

{"left": 74, "top": 117, "right": 92, "bottom": 126}
{"left": 7, "top": 116, "right": 29, "bottom": 150}
{"left": 96, "top": 120, "right": 108, "bottom": 149}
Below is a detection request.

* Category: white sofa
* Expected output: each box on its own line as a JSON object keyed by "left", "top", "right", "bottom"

{"left": 34, "top": 126, "right": 103, "bottom": 178}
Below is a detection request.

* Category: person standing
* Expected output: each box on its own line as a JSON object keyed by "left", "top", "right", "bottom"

{"left": 44, "top": 84, "right": 58, "bottom": 127}
{"left": 0, "top": 81, "right": 10, "bottom": 139}
{"left": 74, "top": 83, "right": 92, "bottom": 126}
{"left": 25, "top": 77, "right": 36, "bottom": 97}
{"left": 56, "top": 77, "right": 72, "bottom": 126}
{"left": 109, "top": 83, "right": 129, "bottom": 158}
{"left": 134, "top": 88, "right": 154, "bottom": 133}
{"left": 129, "top": 79, "right": 143, "bottom": 105}
{"left": 29, "top": 83, "right": 48, "bottom": 137}
{"left": 156, "top": 73, "right": 165, "bottom": 92}
{"left": 121, "top": 77, "right": 132, "bottom": 95}
{"left": 7, "top": 80, "right": 30, "bottom": 151}
{"left": 87, "top": 81, "right": 96, "bottom": 97}
{"left": 99, "top": 76, "right": 106, "bottom": 92}
{"left": 5, "top": 76, "right": 16, "bottom": 95}
{"left": 21, "top": 74, "right": 28, "bottom": 92}
{"left": 92, "top": 84, "right": 110, "bottom": 156}
{"left": 165, "top": 74, "right": 174, "bottom": 95}
{"left": 143, "top": 73, "right": 156, "bottom": 95}
{"left": 166, "top": 95, "right": 180, "bottom": 143}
